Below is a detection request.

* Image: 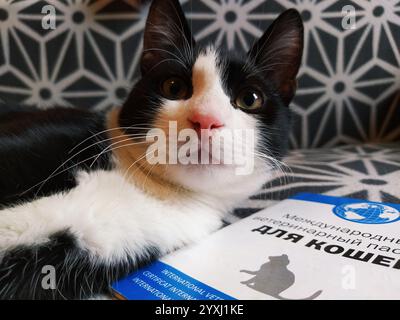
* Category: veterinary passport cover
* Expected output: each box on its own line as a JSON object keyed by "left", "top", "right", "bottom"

{"left": 112, "top": 193, "right": 400, "bottom": 300}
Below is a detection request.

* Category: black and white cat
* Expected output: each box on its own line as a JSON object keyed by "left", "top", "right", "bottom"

{"left": 0, "top": 0, "right": 303, "bottom": 299}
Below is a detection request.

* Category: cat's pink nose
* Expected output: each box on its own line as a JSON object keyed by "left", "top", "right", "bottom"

{"left": 188, "top": 113, "right": 224, "bottom": 131}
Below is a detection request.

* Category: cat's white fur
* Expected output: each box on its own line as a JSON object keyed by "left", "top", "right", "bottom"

{"left": 0, "top": 50, "right": 271, "bottom": 263}
{"left": 0, "top": 169, "right": 224, "bottom": 262}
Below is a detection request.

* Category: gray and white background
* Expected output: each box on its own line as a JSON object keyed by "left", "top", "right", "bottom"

{"left": 0, "top": 0, "right": 399, "bottom": 209}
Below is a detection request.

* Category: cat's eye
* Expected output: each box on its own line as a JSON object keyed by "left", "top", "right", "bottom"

{"left": 235, "top": 89, "right": 264, "bottom": 110}
{"left": 160, "top": 77, "right": 189, "bottom": 100}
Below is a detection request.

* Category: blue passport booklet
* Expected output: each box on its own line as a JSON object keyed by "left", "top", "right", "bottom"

{"left": 112, "top": 193, "right": 400, "bottom": 300}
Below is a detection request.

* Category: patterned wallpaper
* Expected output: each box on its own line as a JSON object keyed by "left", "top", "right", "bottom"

{"left": 0, "top": 0, "right": 399, "bottom": 149}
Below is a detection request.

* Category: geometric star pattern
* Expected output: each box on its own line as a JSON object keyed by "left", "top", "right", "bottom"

{"left": 0, "top": 0, "right": 147, "bottom": 110}
{"left": 0, "top": 0, "right": 399, "bottom": 149}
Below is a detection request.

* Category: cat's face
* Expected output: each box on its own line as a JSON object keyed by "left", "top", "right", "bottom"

{"left": 118, "top": 0, "right": 303, "bottom": 199}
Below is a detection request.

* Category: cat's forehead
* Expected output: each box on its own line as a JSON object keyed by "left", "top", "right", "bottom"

{"left": 190, "top": 47, "right": 251, "bottom": 96}
{"left": 191, "top": 48, "right": 226, "bottom": 95}
{"left": 193, "top": 49, "right": 220, "bottom": 81}
{"left": 192, "top": 46, "right": 245, "bottom": 76}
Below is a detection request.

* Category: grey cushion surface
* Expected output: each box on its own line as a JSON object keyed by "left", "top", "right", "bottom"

{"left": 234, "top": 143, "right": 400, "bottom": 219}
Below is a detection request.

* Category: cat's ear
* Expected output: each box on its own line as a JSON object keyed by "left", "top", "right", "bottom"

{"left": 141, "top": 0, "right": 195, "bottom": 75}
{"left": 248, "top": 9, "right": 303, "bottom": 105}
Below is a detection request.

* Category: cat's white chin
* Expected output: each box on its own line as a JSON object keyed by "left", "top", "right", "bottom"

{"left": 165, "top": 160, "right": 271, "bottom": 203}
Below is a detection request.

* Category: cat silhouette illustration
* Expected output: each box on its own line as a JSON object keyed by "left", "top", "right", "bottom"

{"left": 240, "top": 254, "right": 322, "bottom": 300}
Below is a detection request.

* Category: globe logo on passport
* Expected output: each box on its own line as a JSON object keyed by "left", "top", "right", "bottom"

{"left": 333, "top": 202, "right": 400, "bottom": 224}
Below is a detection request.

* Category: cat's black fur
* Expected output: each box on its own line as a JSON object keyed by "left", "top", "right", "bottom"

{"left": 0, "top": 0, "right": 303, "bottom": 299}
{"left": 0, "top": 230, "right": 160, "bottom": 299}
{"left": 0, "top": 107, "right": 112, "bottom": 209}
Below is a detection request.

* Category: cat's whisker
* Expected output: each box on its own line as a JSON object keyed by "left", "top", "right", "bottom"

{"left": 68, "top": 125, "right": 155, "bottom": 154}
{"left": 120, "top": 149, "right": 155, "bottom": 184}
{"left": 24, "top": 138, "right": 153, "bottom": 198}
{"left": 140, "top": 156, "right": 158, "bottom": 192}
{"left": 253, "top": 151, "right": 292, "bottom": 200}
{"left": 29, "top": 132, "right": 154, "bottom": 190}
{"left": 89, "top": 135, "right": 155, "bottom": 168}
{"left": 211, "top": 133, "right": 292, "bottom": 194}
{"left": 66, "top": 133, "right": 156, "bottom": 168}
